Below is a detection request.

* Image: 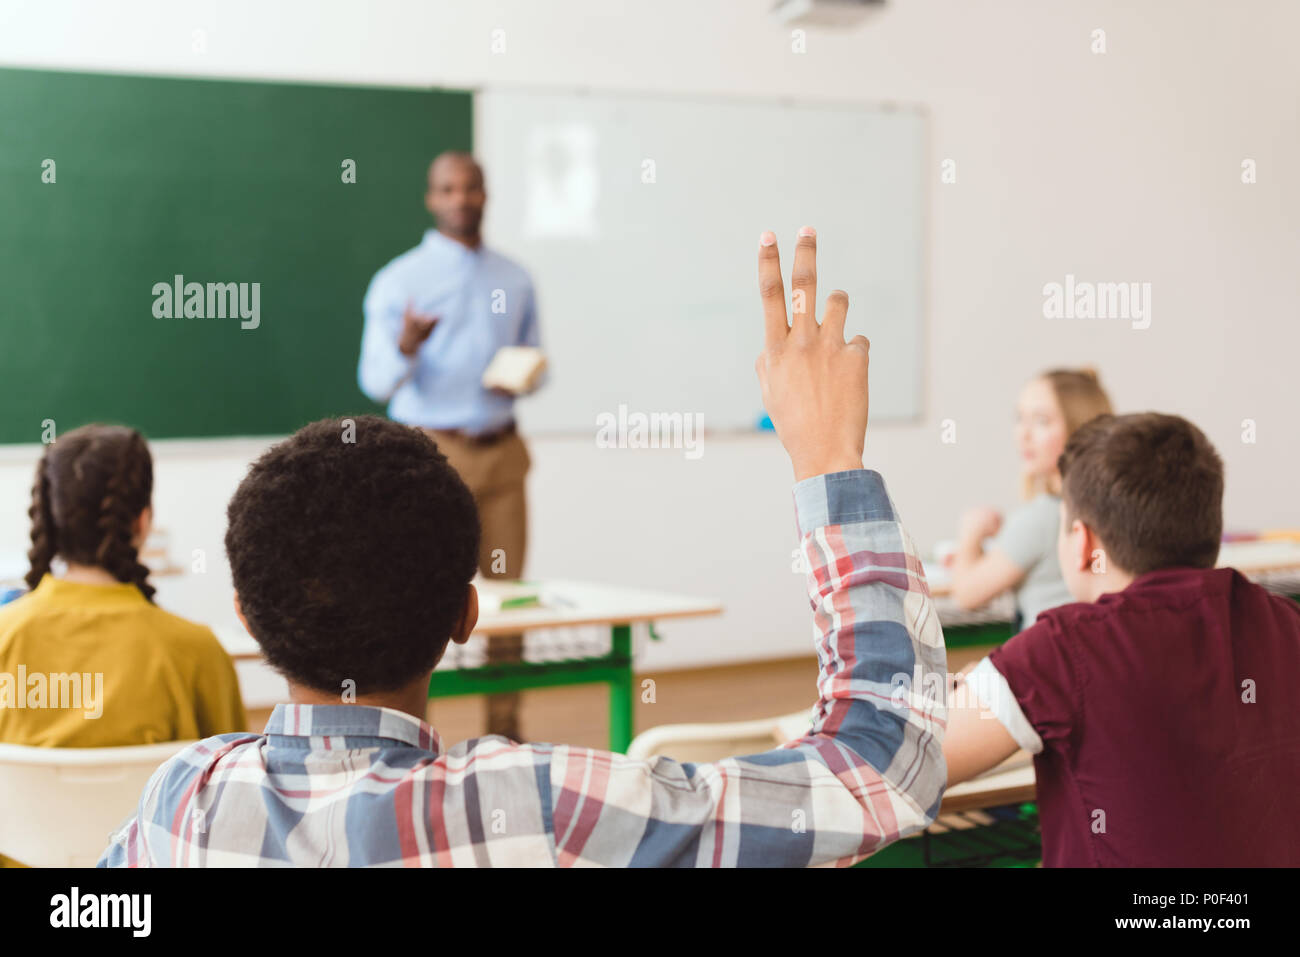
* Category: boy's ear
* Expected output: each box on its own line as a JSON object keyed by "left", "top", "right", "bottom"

{"left": 233, "top": 592, "right": 250, "bottom": 634}
{"left": 1069, "top": 518, "right": 1095, "bottom": 573}
{"left": 451, "top": 583, "right": 479, "bottom": 645}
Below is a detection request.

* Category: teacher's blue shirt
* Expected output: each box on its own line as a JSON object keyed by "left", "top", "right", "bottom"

{"left": 358, "top": 229, "right": 541, "bottom": 433}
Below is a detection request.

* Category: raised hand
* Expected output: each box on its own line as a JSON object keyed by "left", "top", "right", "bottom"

{"left": 755, "top": 227, "right": 870, "bottom": 483}
{"left": 399, "top": 301, "right": 439, "bottom": 357}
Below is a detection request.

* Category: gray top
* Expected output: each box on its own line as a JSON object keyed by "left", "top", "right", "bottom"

{"left": 987, "top": 493, "right": 1074, "bottom": 627}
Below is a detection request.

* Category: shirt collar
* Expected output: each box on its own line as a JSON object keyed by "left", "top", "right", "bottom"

{"left": 422, "top": 228, "right": 484, "bottom": 257}
{"left": 32, "top": 573, "right": 146, "bottom": 606}
{"left": 264, "top": 703, "right": 441, "bottom": 755}
{"left": 1115, "top": 565, "right": 1227, "bottom": 596}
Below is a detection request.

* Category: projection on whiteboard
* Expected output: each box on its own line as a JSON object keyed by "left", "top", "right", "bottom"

{"left": 523, "top": 124, "right": 600, "bottom": 239}
{"left": 476, "top": 90, "right": 926, "bottom": 433}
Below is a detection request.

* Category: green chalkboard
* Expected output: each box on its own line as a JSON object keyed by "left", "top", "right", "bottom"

{"left": 0, "top": 68, "right": 472, "bottom": 443}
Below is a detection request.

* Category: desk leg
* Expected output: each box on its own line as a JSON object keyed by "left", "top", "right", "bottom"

{"left": 609, "top": 624, "right": 634, "bottom": 753}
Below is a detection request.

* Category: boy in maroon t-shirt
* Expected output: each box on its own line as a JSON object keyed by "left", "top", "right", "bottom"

{"left": 944, "top": 412, "right": 1300, "bottom": 866}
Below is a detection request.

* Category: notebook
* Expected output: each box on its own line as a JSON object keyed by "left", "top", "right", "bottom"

{"left": 482, "top": 346, "right": 547, "bottom": 394}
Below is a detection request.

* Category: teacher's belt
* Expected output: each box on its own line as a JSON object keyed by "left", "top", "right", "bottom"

{"left": 425, "top": 422, "right": 517, "bottom": 447}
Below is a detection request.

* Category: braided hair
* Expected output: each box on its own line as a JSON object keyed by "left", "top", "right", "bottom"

{"left": 25, "top": 424, "right": 156, "bottom": 602}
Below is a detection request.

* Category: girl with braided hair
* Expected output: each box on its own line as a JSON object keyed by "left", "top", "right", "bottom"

{"left": 0, "top": 424, "right": 245, "bottom": 751}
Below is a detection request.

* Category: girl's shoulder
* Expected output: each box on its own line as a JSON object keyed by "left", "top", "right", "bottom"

{"left": 136, "top": 603, "right": 224, "bottom": 655}
{"left": 1006, "top": 492, "right": 1061, "bottom": 525}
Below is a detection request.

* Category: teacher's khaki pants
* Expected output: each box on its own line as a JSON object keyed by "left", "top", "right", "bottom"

{"left": 423, "top": 428, "right": 530, "bottom": 742}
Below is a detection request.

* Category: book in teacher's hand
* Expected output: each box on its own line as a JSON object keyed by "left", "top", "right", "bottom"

{"left": 482, "top": 346, "right": 547, "bottom": 394}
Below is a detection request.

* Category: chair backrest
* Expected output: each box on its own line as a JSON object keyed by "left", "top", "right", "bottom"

{"left": 0, "top": 740, "right": 195, "bottom": 867}
{"left": 627, "top": 717, "right": 790, "bottom": 763}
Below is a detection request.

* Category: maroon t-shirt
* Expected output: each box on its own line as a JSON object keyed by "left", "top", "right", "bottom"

{"left": 989, "top": 566, "right": 1300, "bottom": 867}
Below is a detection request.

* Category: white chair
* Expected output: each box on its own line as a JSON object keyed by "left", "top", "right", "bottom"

{"left": 0, "top": 740, "right": 195, "bottom": 867}
{"left": 626, "top": 709, "right": 811, "bottom": 762}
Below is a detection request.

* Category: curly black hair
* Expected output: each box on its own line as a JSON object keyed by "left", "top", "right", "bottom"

{"left": 225, "top": 416, "right": 480, "bottom": 695}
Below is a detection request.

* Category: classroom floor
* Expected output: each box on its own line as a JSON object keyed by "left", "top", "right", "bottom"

{"left": 244, "top": 645, "right": 993, "bottom": 748}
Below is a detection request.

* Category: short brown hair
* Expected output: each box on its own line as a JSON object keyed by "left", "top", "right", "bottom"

{"left": 1058, "top": 413, "right": 1223, "bottom": 575}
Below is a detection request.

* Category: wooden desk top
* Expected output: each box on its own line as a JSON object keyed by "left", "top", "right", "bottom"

{"left": 925, "top": 538, "right": 1300, "bottom": 602}
{"left": 939, "top": 751, "right": 1036, "bottom": 814}
{"left": 467, "top": 579, "right": 723, "bottom": 636}
{"left": 211, "top": 579, "right": 723, "bottom": 661}
{"left": 1217, "top": 539, "right": 1300, "bottom": 576}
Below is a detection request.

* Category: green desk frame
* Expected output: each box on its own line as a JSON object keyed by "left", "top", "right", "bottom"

{"left": 425, "top": 615, "right": 1020, "bottom": 756}
{"left": 427, "top": 623, "right": 639, "bottom": 752}
{"left": 855, "top": 803, "right": 1042, "bottom": 868}
{"left": 940, "top": 620, "right": 1015, "bottom": 650}
{"left": 424, "top": 615, "right": 1015, "bottom": 757}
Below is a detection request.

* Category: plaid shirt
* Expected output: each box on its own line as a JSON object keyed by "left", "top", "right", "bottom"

{"left": 98, "top": 469, "right": 946, "bottom": 867}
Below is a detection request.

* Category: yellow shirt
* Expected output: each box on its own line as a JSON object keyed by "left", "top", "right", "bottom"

{"left": 0, "top": 575, "right": 246, "bottom": 747}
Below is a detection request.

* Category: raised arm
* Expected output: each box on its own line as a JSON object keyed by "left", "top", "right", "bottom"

{"left": 358, "top": 273, "right": 434, "bottom": 403}
{"left": 539, "top": 228, "right": 947, "bottom": 866}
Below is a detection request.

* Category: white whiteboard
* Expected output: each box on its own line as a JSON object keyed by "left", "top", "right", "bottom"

{"left": 475, "top": 89, "right": 925, "bottom": 432}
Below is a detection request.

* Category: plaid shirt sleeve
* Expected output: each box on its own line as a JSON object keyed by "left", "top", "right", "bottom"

{"left": 96, "top": 732, "right": 263, "bottom": 869}
{"left": 544, "top": 468, "right": 947, "bottom": 866}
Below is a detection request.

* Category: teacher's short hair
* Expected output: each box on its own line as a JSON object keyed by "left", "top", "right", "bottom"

{"left": 225, "top": 415, "right": 480, "bottom": 694}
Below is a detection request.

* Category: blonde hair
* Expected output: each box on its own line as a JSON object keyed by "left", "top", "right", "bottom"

{"left": 1023, "top": 368, "right": 1114, "bottom": 499}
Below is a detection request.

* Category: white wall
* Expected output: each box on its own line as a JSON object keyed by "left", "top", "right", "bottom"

{"left": 2, "top": 0, "right": 1297, "bottom": 680}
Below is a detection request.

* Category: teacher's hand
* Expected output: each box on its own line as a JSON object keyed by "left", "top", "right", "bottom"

{"left": 755, "top": 227, "right": 870, "bottom": 484}
{"left": 399, "top": 301, "right": 439, "bottom": 357}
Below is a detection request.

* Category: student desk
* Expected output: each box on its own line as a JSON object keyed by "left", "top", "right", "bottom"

{"left": 900, "top": 754, "right": 1041, "bottom": 868}
{"left": 925, "top": 539, "right": 1300, "bottom": 650}
{"left": 1217, "top": 539, "right": 1300, "bottom": 579}
{"left": 848, "top": 750, "right": 1043, "bottom": 868}
{"left": 431, "top": 580, "right": 721, "bottom": 751}
{"left": 940, "top": 752, "right": 1037, "bottom": 814}
{"left": 212, "top": 580, "right": 722, "bottom": 753}
{"left": 933, "top": 595, "right": 1019, "bottom": 650}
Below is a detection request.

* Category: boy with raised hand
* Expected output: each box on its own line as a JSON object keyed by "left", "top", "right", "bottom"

{"left": 944, "top": 412, "right": 1300, "bottom": 866}
{"left": 99, "top": 228, "right": 946, "bottom": 868}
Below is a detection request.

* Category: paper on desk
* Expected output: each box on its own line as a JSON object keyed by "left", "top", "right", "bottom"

{"left": 474, "top": 577, "right": 543, "bottom": 613}
{"left": 921, "top": 559, "right": 952, "bottom": 591}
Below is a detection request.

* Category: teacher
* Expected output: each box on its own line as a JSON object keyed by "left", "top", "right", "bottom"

{"left": 358, "top": 150, "right": 542, "bottom": 741}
